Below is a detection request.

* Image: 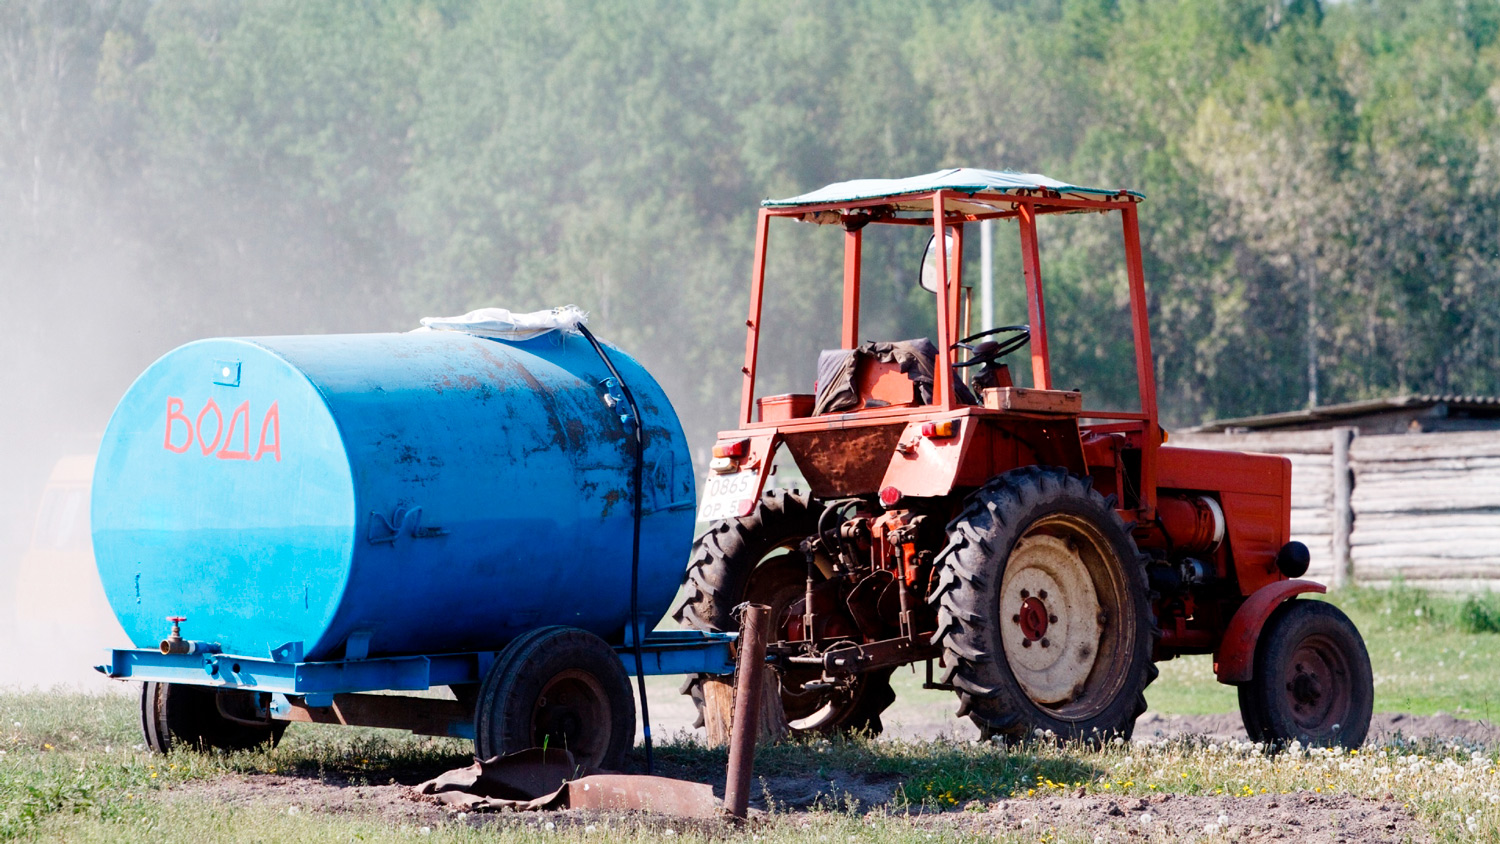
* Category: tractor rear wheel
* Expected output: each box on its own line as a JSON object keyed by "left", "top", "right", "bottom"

{"left": 930, "top": 466, "right": 1157, "bottom": 743}
{"left": 1237, "top": 600, "right": 1372, "bottom": 749}
{"left": 675, "top": 490, "right": 896, "bottom": 736}
{"left": 140, "top": 682, "right": 285, "bottom": 753}
{"left": 475, "top": 626, "right": 635, "bottom": 770}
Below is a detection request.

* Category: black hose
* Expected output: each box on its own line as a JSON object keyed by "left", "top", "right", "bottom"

{"left": 576, "top": 323, "right": 652, "bottom": 773}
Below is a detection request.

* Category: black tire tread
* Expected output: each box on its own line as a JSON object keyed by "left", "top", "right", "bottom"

{"left": 672, "top": 489, "right": 897, "bottom": 736}
{"left": 475, "top": 625, "right": 636, "bottom": 770}
{"left": 674, "top": 489, "right": 824, "bottom": 633}
{"left": 139, "top": 682, "right": 284, "bottom": 753}
{"left": 1238, "top": 599, "right": 1373, "bottom": 749}
{"left": 927, "top": 465, "right": 1159, "bottom": 742}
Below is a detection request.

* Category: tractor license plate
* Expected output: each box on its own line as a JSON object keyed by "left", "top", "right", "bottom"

{"left": 696, "top": 469, "right": 759, "bottom": 522}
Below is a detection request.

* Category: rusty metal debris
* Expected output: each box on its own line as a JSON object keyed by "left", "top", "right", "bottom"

{"left": 415, "top": 748, "right": 719, "bottom": 818}
{"left": 416, "top": 603, "right": 775, "bottom": 820}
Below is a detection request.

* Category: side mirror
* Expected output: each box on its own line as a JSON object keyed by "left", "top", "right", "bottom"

{"left": 918, "top": 233, "right": 955, "bottom": 293}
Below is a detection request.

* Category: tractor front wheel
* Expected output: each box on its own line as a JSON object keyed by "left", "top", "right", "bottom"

{"left": 930, "top": 466, "right": 1157, "bottom": 743}
{"left": 1238, "top": 600, "right": 1373, "bottom": 749}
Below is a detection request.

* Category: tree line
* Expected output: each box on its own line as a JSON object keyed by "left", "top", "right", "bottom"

{"left": 4, "top": 0, "right": 1499, "bottom": 471}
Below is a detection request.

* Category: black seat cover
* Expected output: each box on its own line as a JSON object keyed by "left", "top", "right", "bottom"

{"left": 812, "top": 338, "right": 976, "bottom": 415}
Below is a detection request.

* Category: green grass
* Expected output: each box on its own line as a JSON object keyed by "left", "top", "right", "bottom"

{"left": 4, "top": 694, "right": 1499, "bottom": 842}
{"left": 885, "top": 584, "right": 1500, "bottom": 719}
{"left": 8, "top": 584, "right": 1500, "bottom": 840}
{"left": 1137, "top": 586, "right": 1500, "bottom": 718}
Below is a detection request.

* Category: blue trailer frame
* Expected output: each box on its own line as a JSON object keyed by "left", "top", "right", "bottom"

{"left": 100, "top": 628, "right": 736, "bottom": 741}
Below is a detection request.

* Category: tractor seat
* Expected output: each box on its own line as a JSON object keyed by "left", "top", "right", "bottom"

{"left": 812, "top": 338, "right": 978, "bottom": 415}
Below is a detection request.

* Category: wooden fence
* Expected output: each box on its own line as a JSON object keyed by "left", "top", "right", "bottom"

{"left": 1171, "top": 428, "right": 1500, "bottom": 587}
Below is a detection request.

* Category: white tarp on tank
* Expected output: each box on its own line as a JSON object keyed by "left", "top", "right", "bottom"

{"left": 418, "top": 305, "right": 588, "bottom": 341}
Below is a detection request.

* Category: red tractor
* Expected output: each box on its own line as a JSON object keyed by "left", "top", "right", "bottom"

{"left": 677, "top": 169, "right": 1373, "bottom": 747}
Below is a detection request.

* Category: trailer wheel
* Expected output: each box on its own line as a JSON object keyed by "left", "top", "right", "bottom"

{"left": 674, "top": 490, "right": 896, "bottom": 736}
{"left": 1238, "top": 600, "right": 1372, "bottom": 749}
{"left": 930, "top": 466, "right": 1157, "bottom": 743}
{"left": 475, "top": 626, "right": 635, "bottom": 770}
{"left": 139, "top": 682, "right": 285, "bottom": 753}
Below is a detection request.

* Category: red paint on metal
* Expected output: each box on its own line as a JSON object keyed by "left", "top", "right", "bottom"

{"left": 164, "top": 397, "right": 192, "bottom": 453}
{"left": 163, "top": 397, "right": 280, "bottom": 462}
{"left": 740, "top": 209, "right": 771, "bottom": 427}
{"left": 842, "top": 228, "right": 861, "bottom": 349}
{"left": 781, "top": 425, "right": 904, "bottom": 498}
{"left": 1018, "top": 204, "right": 1051, "bottom": 390}
{"left": 755, "top": 393, "right": 814, "bottom": 422}
{"left": 255, "top": 401, "right": 281, "bottom": 462}
{"left": 948, "top": 224, "right": 965, "bottom": 374}
{"left": 931, "top": 191, "right": 954, "bottom": 409}
{"left": 195, "top": 399, "right": 224, "bottom": 454}
{"left": 216, "top": 401, "right": 253, "bottom": 460}
{"left": 1019, "top": 596, "right": 1049, "bottom": 641}
{"left": 1154, "top": 495, "right": 1223, "bottom": 555}
{"left": 1122, "top": 203, "right": 1158, "bottom": 514}
{"left": 879, "top": 419, "right": 975, "bottom": 499}
{"left": 1213, "top": 580, "right": 1326, "bottom": 683}
{"left": 1158, "top": 447, "right": 1291, "bottom": 595}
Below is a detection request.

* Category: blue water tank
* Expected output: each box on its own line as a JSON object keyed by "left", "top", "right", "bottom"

{"left": 91, "top": 330, "right": 696, "bottom": 662}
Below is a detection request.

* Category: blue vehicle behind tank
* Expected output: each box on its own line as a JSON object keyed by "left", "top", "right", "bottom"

{"left": 92, "top": 315, "right": 733, "bottom": 769}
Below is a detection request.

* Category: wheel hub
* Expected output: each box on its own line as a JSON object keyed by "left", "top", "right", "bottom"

{"left": 531, "top": 670, "right": 609, "bottom": 763}
{"left": 1290, "top": 666, "right": 1322, "bottom": 706}
{"left": 1018, "top": 596, "right": 1050, "bottom": 641}
{"left": 1282, "top": 638, "right": 1349, "bottom": 733}
{"left": 998, "top": 534, "right": 1104, "bottom": 705}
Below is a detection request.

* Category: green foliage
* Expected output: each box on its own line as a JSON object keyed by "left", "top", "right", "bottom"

{"left": 1332, "top": 582, "right": 1500, "bottom": 635}
{"left": 1337, "top": 582, "right": 1450, "bottom": 630}
{"left": 7, "top": 0, "right": 1500, "bottom": 457}
{"left": 1459, "top": 594, "right": 1500, "bottom": 634}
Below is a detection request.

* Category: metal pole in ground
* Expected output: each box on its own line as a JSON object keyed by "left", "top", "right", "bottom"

{"left": 724, "top": 603, "right": 771, "bottom": 820}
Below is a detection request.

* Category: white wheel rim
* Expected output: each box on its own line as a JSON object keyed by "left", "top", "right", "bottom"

{"left": 999, "top": 533, "right": 1103, "bottom": 705}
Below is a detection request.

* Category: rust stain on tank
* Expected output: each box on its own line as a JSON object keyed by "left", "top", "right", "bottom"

{"left": 601, "top": 487, "right": 625, "bottom": 517}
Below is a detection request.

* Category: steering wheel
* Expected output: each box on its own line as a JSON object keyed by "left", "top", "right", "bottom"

{"left": 953, "top": 324, "right": 1030, "bottom": 368}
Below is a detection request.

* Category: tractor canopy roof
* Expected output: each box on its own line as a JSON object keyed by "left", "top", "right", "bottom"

{"left": 762, "top": 167, "right": 1143, "bottom": 221}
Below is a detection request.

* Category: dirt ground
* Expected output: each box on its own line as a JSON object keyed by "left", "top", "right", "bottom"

{"left": 173, "top": 765, "right": 1432, "bottom": 843}
{"left": 145, "top": 672, "right": 1497, "bottom": 842}
{"left": 914, "top": 792, "right": 1428, "bottom": 842}
{"left": 164, "top": 711, "right": 1493, "bottom": 843}
{"left": 165, "top": 681, "right": 1489, "bottom": 842}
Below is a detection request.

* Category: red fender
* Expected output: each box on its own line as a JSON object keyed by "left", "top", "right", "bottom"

{"left": 1213, "top": 580, "right": 1326, "bottom": 683}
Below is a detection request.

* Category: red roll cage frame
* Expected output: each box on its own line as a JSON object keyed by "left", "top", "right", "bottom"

{"left": 735, "top": 188, "right": 1162, "bottom": 515}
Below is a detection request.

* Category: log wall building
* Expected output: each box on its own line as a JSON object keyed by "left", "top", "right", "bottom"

{"left": 1172, "top": 395, "right": 1500, "bottom": 589}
